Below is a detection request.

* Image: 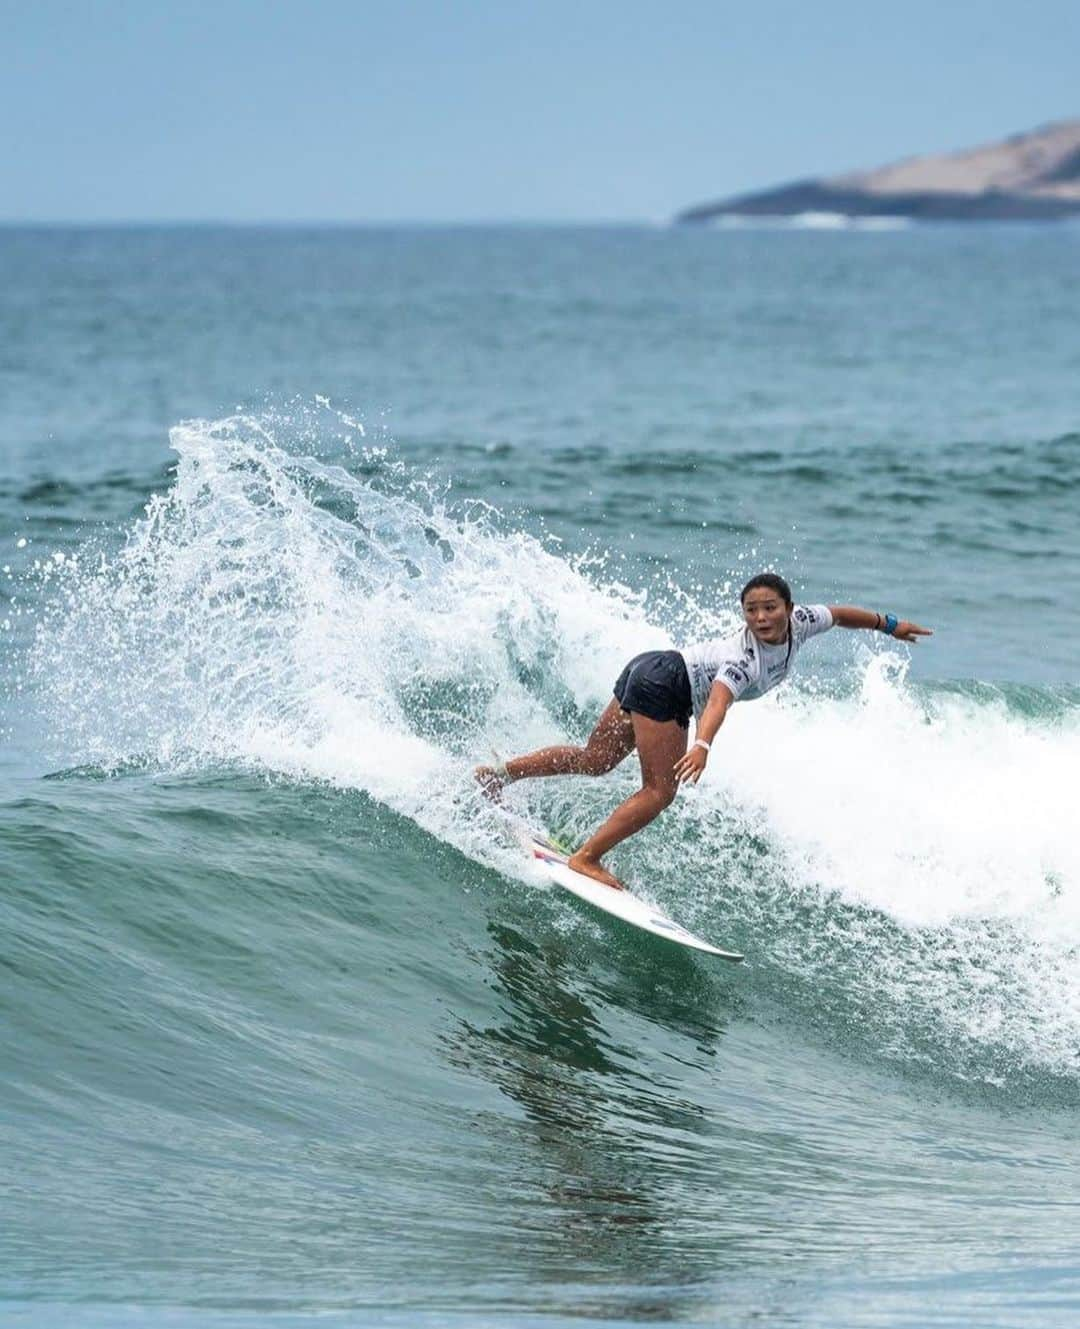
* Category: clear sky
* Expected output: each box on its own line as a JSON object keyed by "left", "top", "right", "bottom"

{"left": 4, "top": 0, "right": 1077, "bottom": 222}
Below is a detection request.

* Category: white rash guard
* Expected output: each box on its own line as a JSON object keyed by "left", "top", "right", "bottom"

{"left": 681, "top": 604, "right": 834, "bottom": 720}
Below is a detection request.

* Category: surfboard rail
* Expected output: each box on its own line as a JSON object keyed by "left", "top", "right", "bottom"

{"left": 498, "top": 812, "right": 743, "bottom": 962}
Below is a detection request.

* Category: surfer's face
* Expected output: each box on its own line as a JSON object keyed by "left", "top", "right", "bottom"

{"left": 742, "top": 589, "right": 791, "bottom": 644}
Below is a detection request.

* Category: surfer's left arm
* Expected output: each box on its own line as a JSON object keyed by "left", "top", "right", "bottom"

{"left": 829, "top": 606, "right": 933, "bottom": 644}
{"left": 673, "top": 681, "right": 733, "bottom": 785}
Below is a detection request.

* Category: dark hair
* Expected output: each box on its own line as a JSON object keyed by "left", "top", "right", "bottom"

{"left": 740, "top": 572, "right": 792, "bottom": 606}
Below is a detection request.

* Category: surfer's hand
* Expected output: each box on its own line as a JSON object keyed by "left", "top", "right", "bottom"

{"left": 673, "top": 746, "right": 707, "bottom": 785}
{"left": 893, "top": 621, "right": 932, "bottom": 643}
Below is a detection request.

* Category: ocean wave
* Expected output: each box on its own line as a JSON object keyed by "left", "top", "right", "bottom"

{"left": 18, "top": 409, "right": 1080, "bottom": 1091}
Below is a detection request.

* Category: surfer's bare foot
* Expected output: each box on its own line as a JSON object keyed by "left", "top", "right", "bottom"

{"left": 473, "top": 765, "right": 505, "bottom": 803}
{"left": 567, "top": 851, "right": 624, "bottom": 890}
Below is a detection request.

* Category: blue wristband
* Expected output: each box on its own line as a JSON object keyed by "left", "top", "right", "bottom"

{"left": 882, "top": 613, "right": 898, "bottom": 636}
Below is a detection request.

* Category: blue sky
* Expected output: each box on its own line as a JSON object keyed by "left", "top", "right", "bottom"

{"left": 4, "top": 0, "right": 1077, "bottom": 222}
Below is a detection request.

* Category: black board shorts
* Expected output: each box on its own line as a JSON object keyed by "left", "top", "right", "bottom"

{"left": 613, "top": 650, "right": 692, "bottom": 728}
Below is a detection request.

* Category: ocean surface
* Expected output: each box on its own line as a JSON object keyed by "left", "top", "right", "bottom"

{"left": 2, "top": 223, "right": 1079, "bottom": 1328}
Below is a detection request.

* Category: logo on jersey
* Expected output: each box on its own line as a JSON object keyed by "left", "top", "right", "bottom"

{"left": 722, "top": 659, "right": 753, "bottom": 692}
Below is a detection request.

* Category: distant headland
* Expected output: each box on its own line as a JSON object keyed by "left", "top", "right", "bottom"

{"left": 676, "top": 120, "right": 1080, "bottom": 224}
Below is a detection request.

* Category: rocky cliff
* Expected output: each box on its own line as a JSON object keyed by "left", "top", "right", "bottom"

{"left": 677, "top": 120, "right": 1080, "bottom": 223}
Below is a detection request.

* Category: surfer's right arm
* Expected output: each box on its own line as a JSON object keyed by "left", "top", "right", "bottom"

{"left": 673, "top": 681, "right": 734, "bottom": 785}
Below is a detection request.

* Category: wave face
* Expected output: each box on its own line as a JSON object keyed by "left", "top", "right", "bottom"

{"left": 3, "top": 227, "right": 1080, "bottom": 1327}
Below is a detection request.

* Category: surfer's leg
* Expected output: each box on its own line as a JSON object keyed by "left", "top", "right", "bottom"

{"left": 567, "top": 714, "right": 687, "bottom": 889}
{"left": 474, "top": 699, "right": 634, "bottom": 797}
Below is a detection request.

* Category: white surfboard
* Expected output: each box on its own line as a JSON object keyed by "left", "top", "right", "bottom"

{"left": 503, "top": 816, "right": 743, "bottom": 961}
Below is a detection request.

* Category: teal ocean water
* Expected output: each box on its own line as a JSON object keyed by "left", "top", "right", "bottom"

{"left": 2, "top": 225, "right": 1079, "bottom": 1327}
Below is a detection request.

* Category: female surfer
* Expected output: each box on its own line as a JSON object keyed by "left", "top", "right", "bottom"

{"left": 475, "top": 573, "right": 932, "bottom": 889}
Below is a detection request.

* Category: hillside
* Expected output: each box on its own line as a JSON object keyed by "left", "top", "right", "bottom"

{"left": 677, "top": 120, "right": 1080, "bottom": 223}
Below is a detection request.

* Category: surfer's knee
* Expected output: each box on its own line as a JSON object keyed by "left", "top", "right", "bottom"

{"left": 571, "top": 746, "right": 600, "bottom": 775}
{"left": 645, "top": 781, "right": 677, "bottom": 811}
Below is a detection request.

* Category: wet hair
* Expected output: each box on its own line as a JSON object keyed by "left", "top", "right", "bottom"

{"left": 740, "top": 572, "right": 793, "bottom": 606}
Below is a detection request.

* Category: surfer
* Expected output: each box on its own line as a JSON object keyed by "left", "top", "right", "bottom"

{"left": 475, "top": 573, "right": 932, "bottom": 889}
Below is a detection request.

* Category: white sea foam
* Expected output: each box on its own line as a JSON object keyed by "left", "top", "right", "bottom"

{"left": 675, "top": 650, "right": 1080, "bottom": 1078}
{"left": 28, "top": 411, "right": 1080, "bottom": 1082}
{"left": 713, "top": 652, "right": 1079, "bottom": 931}
{"left": 711, "top": 213, "right": 912, "bottom": 232}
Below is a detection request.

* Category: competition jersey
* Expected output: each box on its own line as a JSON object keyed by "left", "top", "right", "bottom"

{"left": 681, "top": 604, "right": 834, "bottom": 720}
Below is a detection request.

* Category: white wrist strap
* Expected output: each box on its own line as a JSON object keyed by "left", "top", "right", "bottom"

{"left": 692, "top": 739, "right": 710, "bottom": 753}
